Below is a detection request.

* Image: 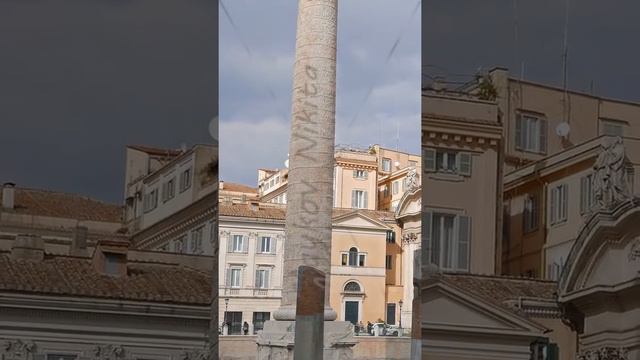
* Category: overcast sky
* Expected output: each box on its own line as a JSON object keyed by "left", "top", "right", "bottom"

{"left": 0, "top": 0, "right": 217, "bottom": 204}
{"left": 219, "top": 0, "right": 422, "bottom": 186}
{"left": 424, "top": 0, "right": 640, "bottom": 101}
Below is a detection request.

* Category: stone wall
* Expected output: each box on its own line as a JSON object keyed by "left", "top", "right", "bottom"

{"left": 219, "top": 336, "right": 411, "bottom": 360}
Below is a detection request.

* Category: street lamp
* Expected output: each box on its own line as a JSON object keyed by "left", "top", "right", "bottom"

{"left": 398, "top": 300, "right": 403, "bottom": 329}
{"left": 224, "top": 298, "right": 229, "bottom": 332}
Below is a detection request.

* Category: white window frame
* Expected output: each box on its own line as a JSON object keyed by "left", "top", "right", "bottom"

{"left": 549, "top": 184, "right": 568, "bottom": 225}
{"left": 258, "top": 236, "right": 275, "bottom": 254}
{"left": 515, "top": 113, "right": 547, "bottom": 154}
{"left": 179, "top": 167, "right": 192, "bottom": 192}
{"left": 352, "top": 189, "right": 367, "bottom": 209}
{"left": 423, "top": 148, "right": 472, "bottom": 176}
{"left": 230, "top": 234, "right": 247, "bottom": 253}
{"left": 424, "top": 211, "right": 471, "bottom": 272}
{"left": 382, "top": 158, "right": 392, "bottom": 172}
{"left": 229, "top": 267, "right": 242, "bottom": 288}
{"left": 580, "top": 174, "right": 596, "bottom": 214}
{"left": 353, "top": 169, "right": 368, "bottom": 180}
{"left": 255, "top": 267, "right": 271, "bottom": 289}
{"left": 190, "top": 227, "right": 204, "bottom": 254}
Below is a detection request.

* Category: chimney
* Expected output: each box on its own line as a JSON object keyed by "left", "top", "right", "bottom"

{"left": 2, "top": 182, "right": 15, "bottom": 210}
{"left": 11, "top": 234, "right": 44, "bottom": 261}
{"left": 220, "top": 180, "right": 224, "bottom": 190}
{"left": 93, "top": 239, "right": 129, "bottom": 277}
{"left": 70, "top": 225, "right": 89, "bottom": 257}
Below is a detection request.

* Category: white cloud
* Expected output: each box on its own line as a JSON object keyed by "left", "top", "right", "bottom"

{"left": 219, "top": 117, "right": 290, "bottom": 185}
{"left": 220, "top": 0, "right": 421, "bottom": 185}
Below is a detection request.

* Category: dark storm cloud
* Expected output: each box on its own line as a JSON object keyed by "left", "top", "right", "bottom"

{"left": 423, "top": 0, "right": 640, "bottom": 101}
{"left": 0, "top": 0, "right": 217, "bottom": 203}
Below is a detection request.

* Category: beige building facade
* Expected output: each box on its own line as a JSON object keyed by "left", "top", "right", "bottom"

{"left": 217, "top": 202, "right": 409, "bottom": 336}
{"left": 422, "top": 90, "right": 503, "bottom": 275}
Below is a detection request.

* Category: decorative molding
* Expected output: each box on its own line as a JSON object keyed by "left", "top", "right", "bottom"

{"left": 92, "top": 344, "right": 126, "bottom": 360}
{"left": 1, "top": 339, "right": 37, "bottom": 360}
{"left": 592, "top": 137, "right": 632, "bottom": 211}
{"left": 179, "top": 349, "right": 207, "bottom": 360}
{"left": 629, "top": 237, "right": 640, "bottom": 262}
{"left": 578, "top": 347, "right": 628, "bottom": 360}
{"left": 402, "top": 232, "right": 419, "bottom": 245}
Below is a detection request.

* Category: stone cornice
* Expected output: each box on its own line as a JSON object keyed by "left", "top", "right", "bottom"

{"left": 0, "top": 293, "right": 210, "bottom": 319}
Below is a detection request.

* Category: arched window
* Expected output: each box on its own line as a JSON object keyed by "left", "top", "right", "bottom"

{"left": 344, "top": 281, "right": 361, "bottom": 293}
{"left": 348, "top": 247, "right": 358, "bottom": 266}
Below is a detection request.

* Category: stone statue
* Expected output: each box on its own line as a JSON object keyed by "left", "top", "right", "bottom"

{"left": 405, "top": 167, "right": 419, "bottom": 191}
{"left": 593, "top": 137, "right": 631, "bottom": 209}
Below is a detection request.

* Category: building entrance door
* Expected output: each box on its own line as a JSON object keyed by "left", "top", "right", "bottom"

{"left": 345, "top": 301, "right": 359, "bottom": 325}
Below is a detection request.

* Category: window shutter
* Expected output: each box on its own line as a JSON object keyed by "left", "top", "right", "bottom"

{"left": 457, "top": 215, "right": 470, "bottom": 271}
{"left": 424, "top": 148, "right": 436, "bottom": 172}
{"left": 227, "top": 235, "right": 233, "bottom": 253}
{"left": 562, "top": 184, "right": 568, "bottom": 221}
{"left": 422, "top": 211, "right": 432, "bottom": 266}
{"left": 351, "top": 190, "right": 357, "bottom": 208}
{"left": 256, "top": 236, "right": 262, "bottom": 253}
{"left": 547, "top": 343, "right": 559, "bottom": 360}
{"left": 550, "top": 187, "right": 557, "bottom": 224}
{"left": 539, "top": 118, "right": 548, "bottom": 154}
{"left": 265, "top": 269, "right": 271, "bottom": 288}
{"left": 255, "top": 270, "right": 260, "bottom": 288}
{"left": 353, "top": 170, "right": 357, "bottom": 178}
{"left": 225, "top": 268, "right": 230, "bottom": 286}
{"left": 515, "top": 114, "right": 523, "bottom": 149}
{"left": 242, "top": 235, "right": 249, "bottom": 253}
{"left": 363, "top": 191, "right": 368, "bottom": 209}
{"left": 458, "top": 153, "right": 472, "bottom": 176}
{"left": 271, "top": 237, "right": 277, "bottom": 254}
{"left": 580, "top": 176, "right": 587, "bottom": 213}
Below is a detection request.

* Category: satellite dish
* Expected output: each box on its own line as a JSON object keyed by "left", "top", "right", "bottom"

{"left": 284, "top": 159, "right": 289, "bottom": 168}
{"left": 556, "top": 122, "right": 570, "bottom": 137}
{"left": 394, "top": 161, "right": 401, "bottom": 168}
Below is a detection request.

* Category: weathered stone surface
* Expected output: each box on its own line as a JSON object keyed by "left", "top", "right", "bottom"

{"left": 274, "top": 0, "right": 339, "bottom": 321}
{"left": 256, "top": 321, "right": 355, "bottom": 360}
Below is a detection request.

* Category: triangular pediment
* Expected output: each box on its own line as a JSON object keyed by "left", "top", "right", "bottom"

{"left": 422, "top": 282, "right": 546, "bottom": 335}
{"left": 332, "top": 212, "right": 389, "bottom": 230}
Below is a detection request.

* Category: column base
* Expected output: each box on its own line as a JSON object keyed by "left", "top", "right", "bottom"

{"left": 256, "top": 320, "right": 356, "bottom": 360}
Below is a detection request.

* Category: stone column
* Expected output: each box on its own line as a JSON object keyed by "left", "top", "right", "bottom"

{"left": 257, "top": 0, "right": 355, "bottom": 359}
{"left": 273, "top": 0, "right": 338, "bottom": 323}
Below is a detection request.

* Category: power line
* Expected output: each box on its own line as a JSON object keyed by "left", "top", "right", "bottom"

{"left": 347, "top": 0, "right": 421, "bottom": 129}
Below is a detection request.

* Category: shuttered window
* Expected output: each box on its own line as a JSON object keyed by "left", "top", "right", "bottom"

{"left": 550, "top": 184, "right": 568, "bottom": 225}
{"left": 580, "top": 174, "right": 595, "bottom": 214}
{"left": 516, "top": 113, "right": 547, "bottom": 154}
{"left": 423, "top": 211, "right": 471, "bottom": 271}
{"left": 423, "top": 148, "right": 472, "bottom": 176}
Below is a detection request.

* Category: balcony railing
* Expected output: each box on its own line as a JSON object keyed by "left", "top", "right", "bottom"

{"left": 220, "top": 287, "right": 282, "bottom": 298}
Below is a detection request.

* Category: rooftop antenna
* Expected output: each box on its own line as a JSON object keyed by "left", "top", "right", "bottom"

{"left": 561, "top": 0, "right": 570, "bottom": 125}
{"left": 395, "top": 120, "right": 400, "bottom": 151}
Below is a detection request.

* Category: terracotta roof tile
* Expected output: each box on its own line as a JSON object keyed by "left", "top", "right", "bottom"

{"left": 220, "top": 182, "right": 257, "bottom": 194}
{"left": 0, "top": 254, "right": 211, "bottom": 305}
{"left": 1, "top": 187, "right": 122, "bottom": 223}
{"left": 219, "top": 203, "right": 395, "bottom": 223}
{"left": 436, "top": 272, "right": 557, "bottom": 309}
